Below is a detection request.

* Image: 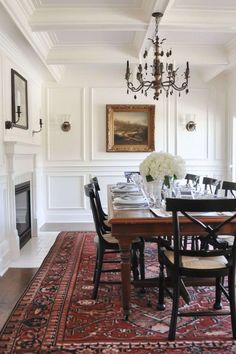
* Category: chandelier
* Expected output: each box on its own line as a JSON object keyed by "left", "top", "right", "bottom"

{"left": 125, "top": 12, "right": 190, "bottom": 100}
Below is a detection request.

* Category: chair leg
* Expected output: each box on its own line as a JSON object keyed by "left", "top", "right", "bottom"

{"left": 168, "top": 277, "right": 180, "bottom": 341}
{"left": 92, "top": 245, "right": 104, "bottom": 300}
{"left": 157, "top": 243, "right": 166, "bottom": 310}
{"left": 180, "top": 279, "right": 191, "bottom": 305}
{"left": 139, "top": 242, "right": 145, "bottom": 281}
{"left": 157, "top": 260, "right": 165, "bottom": 310}
{"left": 131, "top": 248, "right": 139, "bottom": 280}
{"left": 214, "top": 276, "right": 223, "bottom": 310}
{"left": 93, "top": 248, "right": 99, "bottom": 284}
{"left": 228, "top": 267, "right": 236, "bottom": 339}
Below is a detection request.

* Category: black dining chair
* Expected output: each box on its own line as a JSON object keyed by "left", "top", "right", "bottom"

{"left": 202, "top": 176, "right": 221, "bottom": 195}
{"left": 185, "top": 173, "right": 200, "bottom": 188}
{"left": 84, "top": 183, "right": 145, "bottom": 299}
{"left": 90, "top": 176, "right": 110, "bottom": 231}
{"left": 124, "top": 171, "right": 140, "bottom": 183}
{"left": 218, "top": 181, "right": 236, "bottom": 246}
{"left": 160, "top": 197, "right": 236, "bottom": 340}
{"left": 221, "top": 180, "right": 236, "bottom": 198}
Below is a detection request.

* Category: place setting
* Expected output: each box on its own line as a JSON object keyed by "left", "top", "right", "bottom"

{"left": 111, "top": 182, "right": 149, "bottom": 209}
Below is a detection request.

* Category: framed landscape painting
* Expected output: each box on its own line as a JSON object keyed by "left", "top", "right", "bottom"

{"left": 106, "top": 104, "right": 155, "bottom": 152}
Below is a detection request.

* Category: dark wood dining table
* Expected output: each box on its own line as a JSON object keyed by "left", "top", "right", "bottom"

{"left": 108, "top": 187, "right": 236, "bottom": 318}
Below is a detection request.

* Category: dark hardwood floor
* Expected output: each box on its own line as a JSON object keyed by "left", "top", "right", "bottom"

{"left": 0, "top": 268, "right": 37, "bottom": 331}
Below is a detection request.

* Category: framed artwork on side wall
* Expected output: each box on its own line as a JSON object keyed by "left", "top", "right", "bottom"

{"left": 106, "top": 104, "right": 155, "bottom": 152}
{"left": 11, "top": 69, "right": 28, "bottom": 129}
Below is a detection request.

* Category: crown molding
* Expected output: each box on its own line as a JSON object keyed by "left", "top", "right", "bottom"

{"left": 1, "top": 0, "right": 62, "bottom": 82}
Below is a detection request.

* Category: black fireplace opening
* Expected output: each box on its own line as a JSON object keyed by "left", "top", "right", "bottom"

{"left": 15, "top": 181, "right": 31, "bottom": 249}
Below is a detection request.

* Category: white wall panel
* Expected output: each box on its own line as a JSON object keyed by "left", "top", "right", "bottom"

{"left": 212, "top": 88, "right": 226, "bottom": 161}
{"left": 47, "top": 175, "right": 85, "bottom": 209}
{"left": 47, "top": 87, "right": 85, "bottom": 161}
{"left": 0, "top": 54, "right": 3, "bottom": 169}
{"left": 176, "top": 89, "right": 208, "bottom": 160}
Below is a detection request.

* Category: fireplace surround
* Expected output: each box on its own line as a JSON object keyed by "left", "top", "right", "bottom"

{"left": 15, "top": 181, "right": 31, "bottom": 248}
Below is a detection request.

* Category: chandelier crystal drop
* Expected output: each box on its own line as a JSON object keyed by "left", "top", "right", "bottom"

{"left": 125, "top": 12, "right": 190, "bottom": 100}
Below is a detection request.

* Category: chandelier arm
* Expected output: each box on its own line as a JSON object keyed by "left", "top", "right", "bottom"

{"left": 160, "top": 78, "right": 189, "bottom": 92}
{"left": 127, "top": 80, "right": 153, "bottom": 93}
{"left": 145, "top": 82, "right": 154, "bottom": 93}
{"left": 171, "top": 82, "right": 189, "bottom": 91}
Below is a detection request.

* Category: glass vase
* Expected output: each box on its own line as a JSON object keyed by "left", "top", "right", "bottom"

{"left": 143, "top": 179, "right": 163, "bottom": 207}
{"left": 163, "top": 176, "right": 174, "bottom": 200}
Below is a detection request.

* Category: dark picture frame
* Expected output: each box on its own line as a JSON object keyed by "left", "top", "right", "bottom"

{"left": 106, "top": 104, "right": 155, "bottom": 152}
{"left": 11, "top": 69, "right": 28, "bottom": 129}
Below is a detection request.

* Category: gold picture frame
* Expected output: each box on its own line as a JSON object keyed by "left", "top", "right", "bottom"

{"left": 106, "top": 104, "right": 155, "bottom": 152}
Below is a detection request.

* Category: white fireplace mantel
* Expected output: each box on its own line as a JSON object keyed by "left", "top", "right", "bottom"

{"left": 3, "top": 141, "right": 42, "bottom": 269}
{"left": 4, "top": 141, "right": 41, "bottom": 156}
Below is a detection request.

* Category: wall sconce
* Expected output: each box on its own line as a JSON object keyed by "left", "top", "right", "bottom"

{"left": 59, "top": 114, "right": 71, "bottom": 132}
{"left": 61, "top": 121, "right": 71, "bottom": 132}
{"left": 5, "top": 121, "right": 15, "bottom": 129}
{"left": 186, "top": 120, "right": 196, "bottom": 132}
{"left": 32, "top": 119, "right": 43, "bottom": 135}
{"left": 180, "top": 113, "right": 197, "bottom": 132}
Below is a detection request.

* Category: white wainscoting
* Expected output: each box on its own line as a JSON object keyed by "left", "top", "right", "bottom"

{"left": 0, "top": 175, "right": 10, "bottom": 275}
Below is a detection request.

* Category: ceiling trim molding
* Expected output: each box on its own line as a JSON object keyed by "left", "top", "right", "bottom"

{"left": 18, "top": 0, "right": 36, "bottom": 16}
{"left": 0, "top": 32, "right": 49, "bottom": 83}
{"left": 1, "top": 0, "right": 62, "bottom": 82}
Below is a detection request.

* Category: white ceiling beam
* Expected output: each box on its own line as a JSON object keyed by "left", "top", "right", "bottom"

{"left": 29, "top": 8, "right": 148, "bottom": 31}
{"left": 45, "top": 43, "right": 228, "bottom": 66}
{"left": 46, "top": 46, "right": 137, "bottom": 65}
{"left": 161, "top": 9, "right": 236, "bottom": 32}
{"left": 136, "top": 0, "right": 171, "bottom": 55}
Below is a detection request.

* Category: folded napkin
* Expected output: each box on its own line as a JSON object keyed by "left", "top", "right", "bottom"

{"left": 113, "top": 195, "right": 147, "bottom": 205}
{"left": 111, "top": 184, "right": 139, "bottom": 193}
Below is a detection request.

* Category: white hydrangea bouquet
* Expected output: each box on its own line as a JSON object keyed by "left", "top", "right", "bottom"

{"left": 139, "top": 151, "right": 186, "bottom": 185}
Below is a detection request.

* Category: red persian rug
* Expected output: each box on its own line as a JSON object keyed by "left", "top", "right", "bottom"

{"left": 0, "top": 231, "right": 236, "bottom": 353}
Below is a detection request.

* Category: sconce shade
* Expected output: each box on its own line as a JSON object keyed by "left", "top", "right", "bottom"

{"left": 186, "top": 120, "right": 196, "bottom": 132}
{"left": 61, "top": 121, "right": 71, "bottom": 132}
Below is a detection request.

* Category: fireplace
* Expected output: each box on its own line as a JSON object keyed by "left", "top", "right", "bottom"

{"left": 15, "top": 181, "right": 31, "bottom": 249}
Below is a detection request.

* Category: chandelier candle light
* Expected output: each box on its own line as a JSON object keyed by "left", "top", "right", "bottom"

{"left": 125, "top": 12, "right": 190, "bottom": 100}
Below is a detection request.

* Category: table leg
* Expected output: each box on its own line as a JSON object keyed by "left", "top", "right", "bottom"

{"left": 119, "top": 240, "right": 132, "bottom": 319}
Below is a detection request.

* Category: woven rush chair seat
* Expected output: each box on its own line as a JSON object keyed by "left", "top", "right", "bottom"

{"left": 95, "top": 233, "right": 141, "bottom": 245}
{"left": 164, "top": 250, "right": 228, "bottom": 269}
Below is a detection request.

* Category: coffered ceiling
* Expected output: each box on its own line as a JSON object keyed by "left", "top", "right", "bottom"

{"left": 2, "top": 0, "right": 236, "bottom": 82}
